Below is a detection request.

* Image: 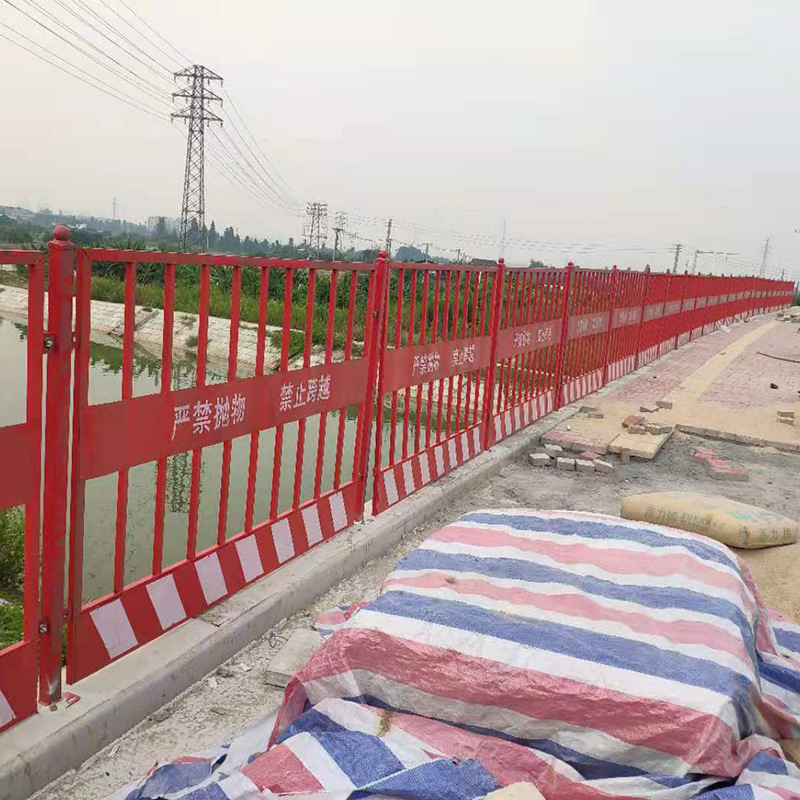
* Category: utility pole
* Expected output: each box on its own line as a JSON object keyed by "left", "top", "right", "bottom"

{"left": 759, "top": 236, "right": 771, "bottom": 278}
{"left": 172, "top": 65, "right": 223, "bottom": 252}
{"left": 385, "top": 218, "right": 393, "bottom": 258}
{"left": 500, "top": 218, "right": 507, "bottom": 260}
{"left": 112, "top": 197, "right": 118, "bottom": 221}
{"left": 671, "top": 243, "right": 682, "bottom": 273}
{"left": 303, "top": 202, "right": 328, "bottom": 258}
{"left": 332, "top": 210, "right": 347, "bottom": 260}
{"left": 421, "top": 242, "right": 432, "bottom": 261}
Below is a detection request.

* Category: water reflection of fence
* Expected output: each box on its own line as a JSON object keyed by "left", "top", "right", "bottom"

{"left": 0, "top": 228, "right": 794, "bottom": 734}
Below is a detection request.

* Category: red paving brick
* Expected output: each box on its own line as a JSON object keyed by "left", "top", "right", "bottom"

{"left": 699, "top": 323, "right": 800, "bottom": 409}
{"left": 607, "top": 318, "right": 773, "bottom": 405}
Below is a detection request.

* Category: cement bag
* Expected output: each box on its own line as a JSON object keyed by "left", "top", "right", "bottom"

{"left": 621, "top": 491, "right": 799, "bottom": 548}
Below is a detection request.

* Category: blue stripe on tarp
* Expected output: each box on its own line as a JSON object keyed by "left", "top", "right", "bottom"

{"left": 394, "top": 547, "right": 757, "bottom": 662}
{"left": 275, "top": 707, "right": 408, "bottom": 786}
{"left": 774, "top": 625, "right": 800, "bottom": 656}
{"left": 365, "top": 590, "right": 756, "bottom": 734}
{"left": 742, "top": 752, "right": 789, "bottom": 776}
{"left": 695, "top": 785, "right": 755, "bottom": 799}
{"left": 460, "top": 511, "right": 741, "bottom": 573}
{"left": 121, "top": 758, "right": 223, "bottom": 800}
{"left": 180, "top": 783, "right": 230, "bottom": 800}
{"left": 350, "top": 757, "right": 497, "bottom": 800}
{"left": 759, "top": 653, "right": 800, "bottom": 694}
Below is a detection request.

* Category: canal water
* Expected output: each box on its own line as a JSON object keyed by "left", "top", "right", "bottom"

{"left": 0, "top": 313, "right": 383, "bottom": 604}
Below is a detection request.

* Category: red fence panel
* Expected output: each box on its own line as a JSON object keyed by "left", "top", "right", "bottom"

{"left": 605, "top": 268, "right": 648, "bottom": 382}
{"left": 559, "top": 267, "right": 614, "bottom": 406}
{"left": 0, "top": 250, "right": 44, "bottom": 730}
{"left": 487, "top": 266, "right": 566, "bottom": 445}
{"left": 371, "top": 261, "right": 498, "bottom": 513}
{"left": 637, "top": 271, "right": 669, "bottom": 367}
{"left": 63, "top": 247, "right": 383, "bottom": 684}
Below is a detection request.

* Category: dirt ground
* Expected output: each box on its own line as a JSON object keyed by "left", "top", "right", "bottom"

{"left": 33, "top": 429, "right": 800, "bottom": 800}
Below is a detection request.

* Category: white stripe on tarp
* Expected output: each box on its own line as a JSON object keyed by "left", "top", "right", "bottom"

{"left": 447, "top": 438, "right": 457, "bottom": 468}
{"left": 354, "top": 607, "right": 737, "bottom": 729}
{"left": 272, "top": 519, "right": 295, "bottom": 563}
{"left": 0, "top": 688, "right": 15, "bottom": 728}
{"left": 329, "top": 491, "right": 348, "bottom": 532}
{"left": 146, "top": 574, "right": 186, "bottom": 630}
{"left": 195, "top": 552, "right": 228, "bottom": 605}
{"left": 472, "top": 426, "right": 482, "bottom": 454}
{"left": 284, "top": 731, "right": 356, "bottom": 790}
{"left": 434, "top": 445, "right": 444, "bottom": 476}
{"left": 402, "top": 460, "right": 415, "bottom": 496}
{"left": 459, "top": 432, "right": 469, "bottom": 462}
{"left": 418, "top": 453, "right": 431, "bottom": 485}
{"left": 383, "top": 468, "right": 399, "bottom": 507}
{"left": 302, "top": 504, "right": 323, "bottom": 547}
{"left": 90, "top": 598, "right": 138, "bottom": 659}
{"left": 236, "top": 534, "right": 264, "bottom": 584}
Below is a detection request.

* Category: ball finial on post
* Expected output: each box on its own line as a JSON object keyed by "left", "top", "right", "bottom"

{"left": 53, "top": 225, "right": 71, "bottom": 242}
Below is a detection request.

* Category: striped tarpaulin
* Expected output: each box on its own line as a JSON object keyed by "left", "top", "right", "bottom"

{"left": 109, "top": 510, "right": 800, "bottom": 799}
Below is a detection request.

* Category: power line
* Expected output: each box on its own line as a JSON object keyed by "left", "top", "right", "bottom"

{"left": 111, "top": 0, "right": 190, "bottom": 66}
{"left": 0, "top": 24, "right": 168, "bottom": 120}
{"left": 3, "top": 0, "right": 173, "bottom": 108}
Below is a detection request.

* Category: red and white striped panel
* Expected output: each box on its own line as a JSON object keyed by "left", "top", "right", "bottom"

{"left": 658, "top": 339, "right": 675, "bottom": 358}
{"left": 676, "top": 331, "right": 691, "bottom": 348}
{"left": 0, "top": 642, "right": 36, "bottom": 734}
{"left": 637, "top": 343, "right": 660, "bottom": 368}
{"left": 560, "top": 368, "right": 603, "bottom": 406}
{"left": 375, "top": 424, "right": 484, "bottom": 514}
{"left": 68, "top": 484, "right": 359, "bottom": 684}
{"left": 492, "top": 389, "right": 555, "bottom": 444}
{"left": 606, "top": 354, "right": 636, "bottom": 383}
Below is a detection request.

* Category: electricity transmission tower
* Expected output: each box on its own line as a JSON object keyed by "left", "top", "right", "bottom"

{"left": 759, "top": 236, "right": 771, "bottom": 278}
{"left": 332, "top": 211, "right": 348, "bottom": 260}
{"left": 304, "top": 202, "right": 328, "bottom": 258}
{"left": 172, "top": 65, "right": 223, "bottom": 252}
{"left": 671, "top": 243, "right": 683, "bottom": 273}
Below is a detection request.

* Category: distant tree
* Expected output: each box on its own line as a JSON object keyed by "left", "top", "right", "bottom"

{"left": 155, "top": 216, "right": 168, "bottom": 238}
{"left": 208, "top": 220, "right": 219, "bottom": 249}
{"left": 395, "top": 244, "right": 426, "bottom": 262}
{"left": 529, "top": 259, "right": 550, "bottom": 268}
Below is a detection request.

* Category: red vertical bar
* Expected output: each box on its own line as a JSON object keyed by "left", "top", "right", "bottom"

{"left": 356, "top": 253, "right": 387, "bottom": 516}
{"left": 413, "top": 269, "right": 429, "bottom": 452}
{"left": 217, "top": 265, "right": 241, "bottom": 544}
{"left": 292, "top": 268, "right": 316, "bottom": 508}
{"left": 402, "top": 270, "right": 417, "bottom": 458}
{"left": 40, "top": 227, "right": 76, "bottom": 703}
{"left": 436, "top": 271, "right": 451, "bottom": 442}
{"left": 153, "top": 262, "right": 175, "bottom": 573}
{"left": 372, "top": 260, "right": 391, "bottom": 505}
{"left": 425, "top": 269, "right": 441, "bottom": 447}
{"left": 113, "top": 262, "right": 136, "bottom": 593}
{"left": 314, "top": 269, "right": 338, "bottom": 497}
{"left": 601, "top": 266, "right": 618, "bottom": 386}
{"left": 454, "top": 270, "right": 472, "bottom": 431}
{"left": 244, "top": 267, "right": 269, "bottom": 531}
{"left": 553, "top": 263, "right": 574, "bottom": 410}
{"left": 633, "top": 266, "right": 651, "bottom": 368}
{"left": 187, "top": 263, "right": 210, "bottom": 559}
{"left": 445, "top": 270, "right": 461, "bottom": 436}
{"left": 270, "top": 269, "right": 294, "bottom": 519}
{"left": 674, "top": 271, "right": 689, "bottom": 350}
{"left": 334, "top": 270, "right": 357, "bottom": 489}
{"left": 388, "top": 269, "right": 404, "bottom": 462}
{"left": 482, "top": 260, "right": 505, "bottom": 449}
{"left": 65, "top": 248, "right": 91, "bottom": 688}
{"left": 23, "top": 256, "right": 44, "bottom": 649}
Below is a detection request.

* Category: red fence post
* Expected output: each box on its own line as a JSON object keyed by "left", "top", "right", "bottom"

{"left": 553, "top": 263, "right": 574, "bottom": 410}
{"left": 356, "top": 252, "right": 388, "bottom": 517}
{"left": 40, "top": 226, "right": 75, "bottom": 704}
{"left": 481, "top": 259, "right": 505, "bottom": 450}
{"left": 633, "top": 266, "right": 651, "bottom": 368}
{"left": 601, "top": 265, "right": 618, "bottom": 386}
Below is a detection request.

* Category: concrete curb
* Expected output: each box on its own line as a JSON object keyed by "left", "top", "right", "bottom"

{"left": 1, "top": 404, "right": 580, "bottom": 800}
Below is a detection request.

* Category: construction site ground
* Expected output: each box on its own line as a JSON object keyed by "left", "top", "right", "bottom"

{"left": 33, "top": 312, "right": 800, "bottom": 800}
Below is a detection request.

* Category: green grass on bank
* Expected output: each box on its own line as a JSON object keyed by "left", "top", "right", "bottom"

{"left": 0, "top": 508, "right": 25, "bottom": 650}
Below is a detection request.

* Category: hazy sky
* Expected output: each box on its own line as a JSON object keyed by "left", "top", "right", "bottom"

{"left": 2, "top": 0, "right": 799, "bottom": 277}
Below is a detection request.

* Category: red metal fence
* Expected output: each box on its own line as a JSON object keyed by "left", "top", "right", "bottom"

{"left": 0, "top": 229, "right": 794, "bottom": 732}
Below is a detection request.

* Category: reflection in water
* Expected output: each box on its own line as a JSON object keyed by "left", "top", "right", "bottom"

{"left": 0, "top": 313, "right": 385, "bottom": 604}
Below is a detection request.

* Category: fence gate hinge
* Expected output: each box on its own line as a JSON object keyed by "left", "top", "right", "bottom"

{"left": 38, "top": 619, "right": 49, "bottom": 634}
{"left": 43, "top": 333, "right": 55, "bottom": 353}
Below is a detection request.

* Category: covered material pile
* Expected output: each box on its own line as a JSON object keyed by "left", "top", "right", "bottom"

{"left": 111, "top": 510, "right": 800, "bottom": 799}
